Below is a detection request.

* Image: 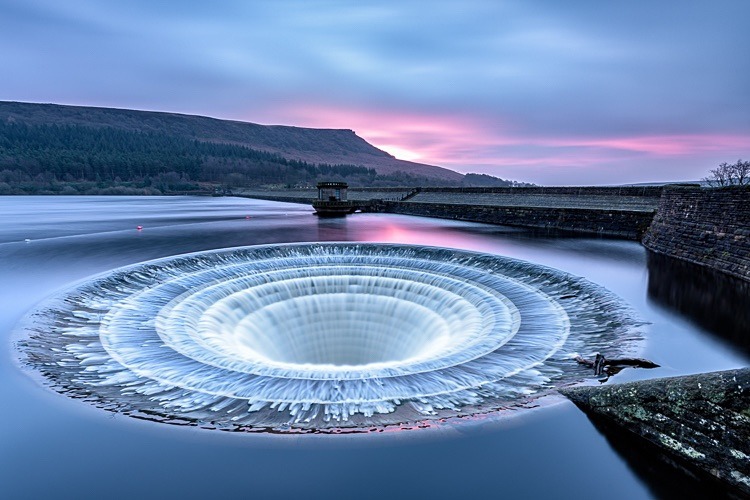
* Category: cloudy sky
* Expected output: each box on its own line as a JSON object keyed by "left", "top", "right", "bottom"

{"left": 1, "top": 0, "right": 748, "bottom": 184}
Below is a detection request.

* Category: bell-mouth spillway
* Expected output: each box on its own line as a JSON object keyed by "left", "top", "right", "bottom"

{"left": 16, "top": 243, "right": 644, "bottom": 433}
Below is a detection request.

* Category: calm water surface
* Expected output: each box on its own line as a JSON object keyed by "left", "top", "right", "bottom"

{"left": 1, "top": 196, "right": 746, "bottom": 499}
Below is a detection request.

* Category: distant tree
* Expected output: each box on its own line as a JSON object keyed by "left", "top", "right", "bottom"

{"left": 703, "top": 159, "right": 750, "bottom": 187}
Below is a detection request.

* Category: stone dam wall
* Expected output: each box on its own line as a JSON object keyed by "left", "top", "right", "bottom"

{"left": 384, "top": 186, "right": 662, "bottom": 240}
{"left": 643, "top": 185, "right": 750, "bottom": 281}
{"left": 235, "top": 186, "right": 663, "bottom": 240}
{"left": 383, "top": 201, "right": 655, "bottom": 239}
{"left": 407, "top": 186, "right": 663, "bottom": 211}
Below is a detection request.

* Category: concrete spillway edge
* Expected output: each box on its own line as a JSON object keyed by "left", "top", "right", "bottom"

{"left": 560, "top": 368, "right": 750, "bottom": 496}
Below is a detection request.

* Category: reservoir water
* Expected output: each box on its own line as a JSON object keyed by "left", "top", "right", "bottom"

{"left": 1, "top": 196, "right": 746, "bottom": 499}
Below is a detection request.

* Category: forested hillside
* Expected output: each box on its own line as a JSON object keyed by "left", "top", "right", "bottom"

{"left": 0, "top": 120, "right": 436, "bottom": 194}
{"left": 0, "top": 101, "right": 524, "bottom": 194}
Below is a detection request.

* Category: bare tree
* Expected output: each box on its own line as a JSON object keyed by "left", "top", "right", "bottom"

{"left": 732, "top": 159, "right": 750, "bottom": 185}
{"left": 703, "top": 159, "right": 750, "bottom": 187}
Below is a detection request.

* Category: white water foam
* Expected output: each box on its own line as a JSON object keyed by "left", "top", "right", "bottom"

{"left": 18, "top": 243, "right": 643, "bottom": 431}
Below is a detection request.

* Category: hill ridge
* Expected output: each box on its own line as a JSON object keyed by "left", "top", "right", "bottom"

{"left": 0, "top": 101, "right": 462, "bottom": 181}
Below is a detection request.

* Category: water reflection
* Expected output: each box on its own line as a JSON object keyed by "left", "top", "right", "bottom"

{"left": 647, "top": 251, "right": 750, "bottom": 354}
{"left": 316, "top": 216, "right": 351, "bottom": 241}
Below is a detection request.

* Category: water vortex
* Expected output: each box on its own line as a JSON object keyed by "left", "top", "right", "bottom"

{"left": 18, "top": 243, "right": 643, "bottom": 432}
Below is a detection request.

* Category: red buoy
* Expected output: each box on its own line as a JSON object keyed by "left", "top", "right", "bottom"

{"left": 136, "top": 225, "right": 143, "bottom": 230}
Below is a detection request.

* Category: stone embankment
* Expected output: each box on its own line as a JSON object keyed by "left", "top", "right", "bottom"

{"left": 561, "top": 369, "right": 750, "bottom": 497}
{"left": 384, "top": 186, "right": 661, "bottom": 240}
{"left": 643, "top": 185, "right": 750, "bottom": 281}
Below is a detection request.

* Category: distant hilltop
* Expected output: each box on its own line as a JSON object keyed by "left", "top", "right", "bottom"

{"left": 0, "top": 101, "right": 462, "bottom": 182}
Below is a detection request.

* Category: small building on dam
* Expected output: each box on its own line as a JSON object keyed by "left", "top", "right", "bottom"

{"left": 312, "top": 182, "right": 356, "bottom": 216}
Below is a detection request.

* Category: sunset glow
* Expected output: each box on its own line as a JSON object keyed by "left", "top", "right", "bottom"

{"left": 265, "top": 102, "right": 749, "bottom": 183}
{"left": 378, "top": 145, "right": 422, "bottom": 162}
{"left": 2, "top": 0, "right": 748, "bottom": 184}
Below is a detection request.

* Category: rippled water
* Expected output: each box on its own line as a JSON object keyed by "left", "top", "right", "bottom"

{"left": 1, "top": 196, "right": 747, "bottom": 499}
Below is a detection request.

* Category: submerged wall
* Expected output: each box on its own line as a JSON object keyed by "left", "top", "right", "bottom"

{"left": 643, "top": 186, "right": 750, "bottom": 281}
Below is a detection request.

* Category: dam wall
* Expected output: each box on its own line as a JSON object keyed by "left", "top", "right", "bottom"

{"left": 236, "top": 186, "right": 663, "bottom": 239}
{"left": 407, "top": 186, "right": 663, "bottom": 210}
{"left": 384, "top": 186, "right": 662, "bottom": 240}
{"left": 383, "top": 201, "right": 655, "bottom": 239}
{"left": 642, "top": 185, "right": 750, "bottom": 281}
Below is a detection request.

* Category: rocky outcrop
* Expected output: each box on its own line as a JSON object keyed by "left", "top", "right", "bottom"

{"left": 561, "top": 369, "right": 750, "bottom": 497}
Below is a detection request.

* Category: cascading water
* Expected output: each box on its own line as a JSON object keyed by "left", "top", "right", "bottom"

{"left": 17, "top": 243, "right": 644, "bottom": 432}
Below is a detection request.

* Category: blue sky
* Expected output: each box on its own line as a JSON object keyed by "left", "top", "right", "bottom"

{"left": 1, "top": 0, "right": 748, "bottom": 184}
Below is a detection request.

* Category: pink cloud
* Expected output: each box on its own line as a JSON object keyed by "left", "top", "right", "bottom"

{"left": 542, "top": 135, "right": 750, "bottom": 156}
{"left": 249, "top": 103, "right": 749, "bottom": 183}
{"left": 265, "top": 104, "right": 512, "bottom": 164}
